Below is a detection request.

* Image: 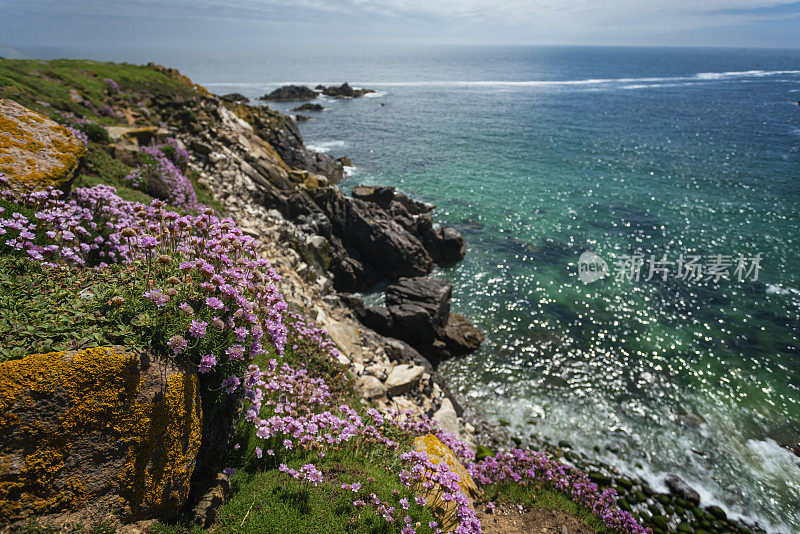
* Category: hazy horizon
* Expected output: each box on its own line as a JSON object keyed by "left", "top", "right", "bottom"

{"left": 1, "top": 0, "right": 799, "bottom": 52}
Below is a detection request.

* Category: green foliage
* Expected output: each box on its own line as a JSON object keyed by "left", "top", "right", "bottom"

{"left": 482, "top": 481, "right": 615, "bottom": 534}
{"left": 76, "top": 147, "right": 155, "bottom": 204}
{"left": 0, "top": 255, "right": 118, "bottom": 362}
{"left": 186, "top": 169, "right": 225, "bottom": 215}
{"left": 0, "top": 58, "right": 196, "bottom": 122}
{"left": 81, "top": 122, "right": 111, "bottom": 143}
{"left": 475, "top": 445, "right": 494, "bottom": 461}
{"left": 213, "top": 456, "right": 434, "bottom": 534}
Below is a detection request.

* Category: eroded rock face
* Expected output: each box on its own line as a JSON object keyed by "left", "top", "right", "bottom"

{"left": 228, "top": 103, "right": 343, "bottom": 183}
{"left": 0, "top": 98, "right": 86, "bottom": 196}
{"left": 0, "top": 347, "right": 202, "bottom": 525}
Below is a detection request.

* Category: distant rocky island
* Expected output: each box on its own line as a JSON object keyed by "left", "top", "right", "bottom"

{"left": 259, "top": 82, "right": 375, "bottom": 101}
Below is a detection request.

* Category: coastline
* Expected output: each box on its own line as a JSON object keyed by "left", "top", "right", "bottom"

{"left": 0, "top": 58, "right": 780, "bottom": 533}
{"left": 183, "top": 84, "right": 768, "bottom": 534}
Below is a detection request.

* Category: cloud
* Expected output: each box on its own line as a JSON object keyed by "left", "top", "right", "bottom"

{"left": 2, "top": 0, "right": 799, "bottom": 47}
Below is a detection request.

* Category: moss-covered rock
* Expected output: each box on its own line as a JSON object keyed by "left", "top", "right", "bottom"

{"left": 0, "top": 98, "right": 86, "bottom": 196}
{"left": 0, "top": 347, "right": 201, "bottom": 525}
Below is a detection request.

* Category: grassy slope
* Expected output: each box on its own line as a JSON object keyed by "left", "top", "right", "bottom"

{"left": 0, "top": 59, "right": 194, "bottom": 121}
{"left": 1, "top": 59, "right": 616, "bottom": 534}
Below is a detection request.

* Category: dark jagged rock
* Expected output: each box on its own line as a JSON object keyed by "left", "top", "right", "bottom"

{"left": 295, "top": 114, "right": 310, "bottom": 122}
{"left": 418, "top": 217, "right": 467, "bottom": 264}
{"left": 352, "top": 185, "right": 396, "bottom": 209}
{"left": 255, "top": 181, "right": 466, "bottom": 293}
{"left": 351, "top": 185, "right": 465, "bottom": 265}
{"left": 386, "top": 277, "right": 452, "bottom": 335}
{"left": 302, "top": 187, "right": 435, "bottom": 288}
{"left": 664, "top": 474, "right": 701, "bottom": 505}
{"left": 443, "top": 313, "right": 484, "bottom": 355}
{"left": 340, "top": 277, "right": 482, "bottom": 365}
{"left": 220, "top": 93, "right": 249, "bottom": 103}
{"left": 259, "top": 85, "right": 319, "bottom": 102}
{"left": 292, "top": 103, "right": 324, "bottom": 112}
{"left": 315, "top": 83, "right": 375, "bottom": 98}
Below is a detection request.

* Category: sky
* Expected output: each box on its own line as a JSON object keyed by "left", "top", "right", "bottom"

{"left": 1, "top": 0, "right": 799, "bottom": 51}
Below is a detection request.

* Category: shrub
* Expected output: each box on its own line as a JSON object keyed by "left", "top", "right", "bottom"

{"left": 124, "top": 145, "right": 199, "bottom": 211}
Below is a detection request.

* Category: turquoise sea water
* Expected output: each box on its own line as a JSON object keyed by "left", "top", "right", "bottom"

{"left": 52, "top": 44, "right": 800, "bottom": 531}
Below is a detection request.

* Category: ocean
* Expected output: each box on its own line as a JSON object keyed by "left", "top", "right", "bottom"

{"left": 46, "top": 44, "right": 800, "bottom": 531}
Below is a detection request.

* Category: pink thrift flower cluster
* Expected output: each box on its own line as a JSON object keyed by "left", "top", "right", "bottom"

{"left": 1, "top": 177, "right": 288, "bottom": 376}
{"left": 398, "top": 450, "right": 480, "bottom": 534}
{"left": 103, "top": 77, "right": 121, "bottom": 93}
{"left": 278, "top": 463, "right": 323, "bottom": 486}
{"left": 125, "top": 144, "right": 199, "bottom": 211}
{"left": 468, "top": 450, "right": 651, "bottom": 534}
{"left": 0, "top": 182, "right": 135, "bottom": 266}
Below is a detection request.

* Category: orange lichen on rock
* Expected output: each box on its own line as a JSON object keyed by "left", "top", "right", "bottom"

{"left": 413, "top": 434, "right": 480, "bottom": 530}
{"left": 0, "top": 347, "right": 202, "bottom": 524}
{"left": 0, "top": 98, "right": 87, "bottom": 196}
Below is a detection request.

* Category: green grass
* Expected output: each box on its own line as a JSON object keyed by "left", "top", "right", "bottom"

{"left": 0, "top": 58, "right": 195, "bottom": 122}
{"left": 187, "top": 169, "right": 225, "bottom": 215}
{"left": 74, "top": 146, "right": 156, "bottom": 204}
{"left": 482, "top": 481, "right": 616, "bottom": 534}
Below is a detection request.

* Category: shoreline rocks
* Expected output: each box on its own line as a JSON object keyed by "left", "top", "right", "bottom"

{"left": 340, "top": 277, "right": 483, "bottom": 365}
{"left": 292, "top": 103, "right": 324, "bottom": 112}
{"left": 156, "top": 79, "right": 762, "bottom": 534}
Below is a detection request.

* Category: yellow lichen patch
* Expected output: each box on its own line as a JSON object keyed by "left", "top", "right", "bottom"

{"left": 414, "top": 434, "right": 479, "bottom": 500}
{"left": 0, "top": 347, "right": 201, "bottom": 523}
{"left": 0, "top": 98, "right": 87, "bottom": 196}
{"left": 412, "top": 434, "right": 480, "bottom": 530}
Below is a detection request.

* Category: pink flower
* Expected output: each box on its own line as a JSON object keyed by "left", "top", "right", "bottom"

{"left": 198, "top": 354, "right": 216, "bottom": 373}
{"left": 188, "top": 320, "right": 207, "bottom": 339}
{"left": 205, "top": 296, "right": 225, "bottom": 310}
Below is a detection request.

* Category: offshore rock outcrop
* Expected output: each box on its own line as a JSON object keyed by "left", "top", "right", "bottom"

{"left": 258, "top": 85, "right": 318, "bottom": 102}
{"left": 315, "top": 83, "right": 375, "bottom": 98}
{"left": 292, "top": 103, "right": 324, "bottom": 112}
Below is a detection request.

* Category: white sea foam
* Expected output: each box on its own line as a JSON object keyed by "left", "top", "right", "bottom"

{"left": 306, "top": 140, "right": 347, "bottom": 153}
{"left": 343, "top": 165, "right": 357, "bottom": 177}
{"left": 696, "top": 69, "right": 800, "bottom": 80}
{"left": 201, "top": 70, "right": 800, "bottom": 95}
{"left": 343, "top": 70, "right": 800, "bottom": 88}
{"left": 620, "top": 82, "right": 698, "bottom": 90}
